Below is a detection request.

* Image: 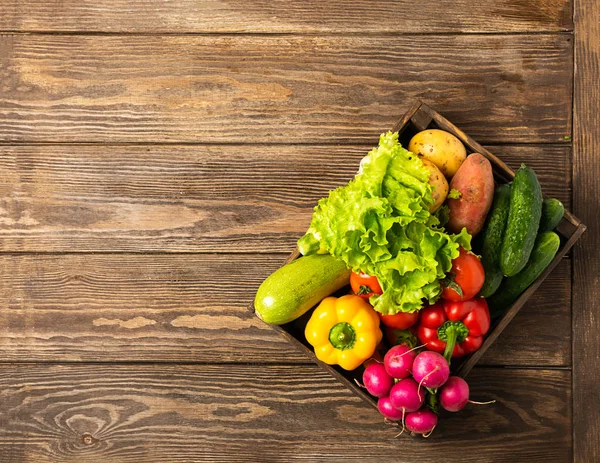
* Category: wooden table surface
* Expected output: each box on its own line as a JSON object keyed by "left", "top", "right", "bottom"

{"left": 0, "top": 1, "right": 598, "bottom": 462}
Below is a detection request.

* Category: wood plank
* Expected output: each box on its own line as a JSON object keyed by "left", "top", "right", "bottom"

{"left": 572, "top": 0, "right": 600, "bottom": 459}
{"left": 0, "top": 253, "right": 570, "bottom": 365}
{"left": 0, "top": 144, "right": 571, "bottom": 253}
{"left": 0, "top": 364, "right": 571, "bottom": 462}
{"left": 0, "top": 0, "right": 573, "bottom": 33}
{"left": 480, "top": 258, "right": 571, "bottom": 366}
{"left": 0, "top": 254, "right": 293, "bottom": 363}
{"left": 0, "top": 35, "right": 572, "bottom": 144}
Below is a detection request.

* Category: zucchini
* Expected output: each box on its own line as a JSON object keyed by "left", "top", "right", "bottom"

{"left": 478, "top": 184, "right": 511, "bottom": 298}
{"left": 539, "top": 198, "right": 565, "bottom": 232}
{"left": 488, "top": 231, "right": 560, "bottom": 318}
{"left": 500, "top": 165, "right": 543, "bottom": 276}
{"left": 254, "top": 254, "right": 351, "bottom": 325}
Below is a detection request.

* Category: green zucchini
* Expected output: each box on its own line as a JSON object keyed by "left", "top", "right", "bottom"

{"left": 488, "top": 231, "right": 560, "bottom": 318}
{"left": 500, "top": 165, "right": 543, "bottom": 276}
{"left": 539, "top": 198, "right": 565, "bottom": 232}
{"left": 254, "top": 254, "right": 351, "bottom": 325}
{"left": 478, "top": 184, "right": 511, "bottom": 298}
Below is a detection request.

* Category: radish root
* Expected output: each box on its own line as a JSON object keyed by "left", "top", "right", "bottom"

{"left": 468, "top": 399, "right": 496, "bottom": 405}
{"left": 417, "top": 365, "right": 439, "bottom": 397}
{"left": 401, "top": 408, "right": 406, "bottom": 433}
{"left": 395, "top": 410, "right": 406, "bottom": 438}
{"left": 423, "top": 424, "right": 437, "bottom": 438}
{"left": 354, "top": 378, "right": 366, "bottom": 389}
{"left": 399, "top": 344, "right": 426, "bottom": 357}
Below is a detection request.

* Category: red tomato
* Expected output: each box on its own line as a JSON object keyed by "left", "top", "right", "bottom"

{"left": 379, "top": 311, "right": 419, "bottom": 330}
{"left": 441, "top": 248, "right": 485, "bottom": 302}
{"left": 350, "top": 272, "right": 383, "bottom": 300}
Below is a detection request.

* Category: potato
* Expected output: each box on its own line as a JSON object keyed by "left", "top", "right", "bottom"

{"left": 421, "top": 158, "right": 448, "bottom": 212}
{"left": 446, "top": 153, "right": 495, "bottom": 236}
{"left": 408, "top": 129, "right": 467, "bottom": 177}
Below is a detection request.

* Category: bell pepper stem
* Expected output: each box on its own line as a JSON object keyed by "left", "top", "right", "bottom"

{"left": 444, "top": 328, "right": 456, "bottom": 365}
{"left": 329, "top": 322, "right": 356, "bottom": 350}
{"left": 438, "top": 321, "right": 469, "bottom": 365}
{"left": 442, "top": 326, "right": 459, "bottom": 364}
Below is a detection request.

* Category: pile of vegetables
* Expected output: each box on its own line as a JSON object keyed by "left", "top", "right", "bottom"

{"left": 254, "top": 127, "right": 564, "bottom": 436}
{"left": 297, "top": 131, "right": 470, "bottom": 314}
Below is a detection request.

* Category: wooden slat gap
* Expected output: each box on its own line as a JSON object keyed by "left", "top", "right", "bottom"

{"left": 0, "top": 31, "right": 576, "bottom": 37}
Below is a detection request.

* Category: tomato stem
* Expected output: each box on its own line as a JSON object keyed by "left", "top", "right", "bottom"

{"left": 357, "top": 285, "right": 373, "bottom": 296}
{"left": 442, "top": 271, "right": 463, "bottom": 297}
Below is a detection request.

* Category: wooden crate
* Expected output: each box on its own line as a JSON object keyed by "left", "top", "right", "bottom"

{"left": 249, "top": 100, "right": 586, "bottom": 413}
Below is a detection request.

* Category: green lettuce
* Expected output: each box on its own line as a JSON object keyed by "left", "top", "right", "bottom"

{"left": 297, "top": 131, "right": 471, "bottom": 314}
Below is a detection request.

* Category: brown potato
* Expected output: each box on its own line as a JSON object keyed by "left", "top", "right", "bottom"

{"left": 408, "top": 129, "right": 467, "bottom": 177}
{"left": 421, "top": 158, "right": 448, "bottom": 212}
{"left": 446, "top": 153, "right": 495, "bottom": 236}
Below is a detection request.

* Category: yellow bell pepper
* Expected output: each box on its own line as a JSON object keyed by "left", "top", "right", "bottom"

{"left": 305, "top": 295, "right": 383, "bottom": 371}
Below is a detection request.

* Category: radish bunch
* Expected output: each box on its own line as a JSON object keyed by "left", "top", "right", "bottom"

{"left": 362, "top": 345, "right": 476, "bottom": 437}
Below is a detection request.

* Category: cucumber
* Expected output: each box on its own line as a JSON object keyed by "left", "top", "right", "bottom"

{"left": 488, "top": 231, "right": 560, "bottom": 318}
{"left": 478, "top": 184, "right": 511, "bottom": 298}
{"left": 500, "top": 165, "right": 543, "bottom": 276}
{"left": 539, "top": 198, "right": 565, "bottom": 232}
{"left": 254, "top": 254, "right": 351, "bottom": 325}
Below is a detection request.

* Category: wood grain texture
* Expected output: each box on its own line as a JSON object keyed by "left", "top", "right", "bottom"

{"left": 479, "top": 258, "right": 571, "bottom": 366}
{"left": 0, "top": 364, "right": 571, "bottom": 462}
{"left": 0, "top": 35, "right": 572, "bottom": 144}
{"left": 0, "top": 0, "right": 573, "bottom": 33}
{"left": 0, "top": 253, "right": 570, "bottom": 365}
{"left": 572, "top": 0, "right": 600, "bottom": 459}
{"left": 0, "top": 253, "right": 294, "bottom": 363}
{"left": 0, "top": 144, "right": 571, "bottom": 253}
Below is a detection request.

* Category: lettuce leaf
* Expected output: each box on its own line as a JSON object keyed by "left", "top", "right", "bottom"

{"left": 297, "top": 131, "right": 471, "bottom": 314}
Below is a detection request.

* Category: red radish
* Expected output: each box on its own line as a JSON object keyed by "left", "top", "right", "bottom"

{"left": 384, "top": 344, "right": 416, "bottom": 379}
{"left": 405, "top": 408, "right": 438, "bottom": 435}
{"left": 412, "top": 351, "right": 450, "bottom": 389}
{"left": 363, "top": 363, "right": 394, "bottom": 398}
{"left": 377, "top": 396, "right": 405, "bottom": 421}
{"left": 440, "top": 376, "right": 470, "bottom": 412}
{"left": 389, "top": 378, "right": 424, "bottom": 413}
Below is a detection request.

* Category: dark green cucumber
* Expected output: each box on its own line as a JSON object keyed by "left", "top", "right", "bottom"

{"left": 500, "top": 165, "right": 543, "bottom": 276}
{"left": 254, "top": 254, "right": 351, "bottom": 325}
{"left": 478, "top": 184, "right": 511, "bottom": 298}
{"left": 539, "top": 198, "right": 565, "bottom": 232}
{"left": 488, "top": 231, "right": 560, "bottom": 318}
